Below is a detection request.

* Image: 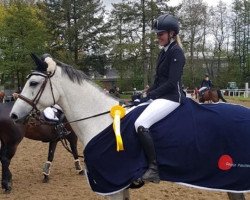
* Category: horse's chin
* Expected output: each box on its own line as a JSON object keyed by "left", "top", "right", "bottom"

{"left": 13, "top": 115, "right": 29, "bottom": 124}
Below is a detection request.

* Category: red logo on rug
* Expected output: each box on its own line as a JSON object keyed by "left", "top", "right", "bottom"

{"left": 218, "top": 155, "right": 233, "bottom": 171}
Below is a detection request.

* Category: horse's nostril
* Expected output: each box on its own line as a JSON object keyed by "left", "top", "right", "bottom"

{"left": 10, "top": 113, "right": 18, "bottom": 120}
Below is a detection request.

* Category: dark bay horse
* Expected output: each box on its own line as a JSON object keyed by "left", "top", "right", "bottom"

{"left": 199, "top": 88, "right": 227, "bottom": 103}
{"left": 0, "top": 101, "right": 83, "bottom": 193}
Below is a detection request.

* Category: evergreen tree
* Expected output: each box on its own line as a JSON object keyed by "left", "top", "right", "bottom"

{"left": 38, "top": 0, "right": 109, "bottom": 73}
{"left": 178, "top": 0, "right": 207, "bottom": 87}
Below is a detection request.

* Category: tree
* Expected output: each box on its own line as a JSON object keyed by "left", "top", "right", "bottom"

{"left": 106, "top": 0, "right": 176, "bottom": 90}
{"left": 231, "top": 0, "right": 250, "bottom": 84}
{"left": 0, "top": 1, "right": 48, "bottom": 88}
{"left": 38, "top": 0, "right": 108, "bottom": 70}
{"left": 178, "top": 0, "right": 207, "bottom": 87}
{"left": 210, "top": 1, "right": 229, "bottom": 75}
{"left": 36, "top": 0, "right": 66, "bottom": 57}
{"left": 108, "top": 1, "right": 144, "bottom": 90}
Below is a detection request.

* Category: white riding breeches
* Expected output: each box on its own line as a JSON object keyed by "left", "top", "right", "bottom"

{"left": 198, "top": 87, "right": 208, "bottom": 92}
{"left": 134, "top": 99, "right": 180, "bottom": 131}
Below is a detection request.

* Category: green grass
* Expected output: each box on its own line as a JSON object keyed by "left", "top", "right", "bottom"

{"left": 226, "top": 96, "right": 250, "bottom": 102}
{"left": 120, "top": 94, "right": 132, "bottom": 100}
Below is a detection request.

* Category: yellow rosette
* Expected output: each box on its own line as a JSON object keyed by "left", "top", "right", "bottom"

{"left": 110, "top": 105, "right": 126, "bottom": 151}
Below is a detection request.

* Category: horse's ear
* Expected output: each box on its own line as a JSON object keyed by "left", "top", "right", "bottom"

{"left": 30, "top": 53, "right": 48, "bottom": 72}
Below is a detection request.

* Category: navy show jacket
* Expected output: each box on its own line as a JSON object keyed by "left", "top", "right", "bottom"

{"left": 147, "top": 41, "right": 186, "bottom": 103}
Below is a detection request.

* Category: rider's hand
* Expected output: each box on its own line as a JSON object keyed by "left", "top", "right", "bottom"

{"left": 133, "top": 96, "right": 150, "bottom": 106}
{"left": 140, "top": 96, "right": 150, "bottom": 103}
{"left": 133, "top": 99, "right": 141, "bottom": 106}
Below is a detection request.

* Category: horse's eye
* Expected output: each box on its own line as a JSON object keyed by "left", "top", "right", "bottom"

{"left": 29, "top": 81, "right": 38, "bottom": 87}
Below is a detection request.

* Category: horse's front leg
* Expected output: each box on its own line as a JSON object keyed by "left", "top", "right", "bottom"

{"left": 106, "top": 189, "right": 130, "bottom": 200}
{"left": 43, "top": 141, "right": 58, "bottom": 183}
{"left": 66, "top": 133, "right": 84, "bottom": 175}
{"left": 0, "top": 144, "right": 17, "bottom": 193}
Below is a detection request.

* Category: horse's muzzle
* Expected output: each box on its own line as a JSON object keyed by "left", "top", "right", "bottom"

{"left": 10, "top": 113, "right": 27, "bottom": 124}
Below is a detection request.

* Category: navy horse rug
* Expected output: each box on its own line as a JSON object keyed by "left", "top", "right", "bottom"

{"left": 84, "top": 98, "right": 250, "bottom": 195}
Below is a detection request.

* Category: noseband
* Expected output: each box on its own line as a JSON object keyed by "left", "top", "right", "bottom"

{"left": 17, "top": 71, "right": 56, "bottom": 113}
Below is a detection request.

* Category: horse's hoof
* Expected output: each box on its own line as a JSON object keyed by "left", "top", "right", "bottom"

{"left": 2, "top": 182, "right": 12, "bottom": 193}
{"left": 42, "top": 175, "right": 49, "bottom": 183}
{"left": 74, "top": 159, "right": 83, "bottom": 171}
{"left": 78, "top": 170, "right": 85, "bottom": 175}
{"left": 129, "top": 178, "right": 144, "bottom": 189}
{"left": 4, "top": 188, "right": 11, "bottom": 194}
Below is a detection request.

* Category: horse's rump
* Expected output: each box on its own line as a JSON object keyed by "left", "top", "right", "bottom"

{"left": 84, "top": 99, "right": 250, "bottom": 194}
{"left": 199, "top": 88, "right": 227, "bottom": 103}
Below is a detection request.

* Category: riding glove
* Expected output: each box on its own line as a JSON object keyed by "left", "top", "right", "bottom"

{"left": 133, "top": 96, "right": 150, "bottom": 106}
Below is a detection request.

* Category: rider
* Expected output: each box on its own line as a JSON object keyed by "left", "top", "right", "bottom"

{"left": 109, "top": 86, "right": 120, "bottom": 98}
{"left": 198, "top": 74, "right": 213, "bottom": 95}
{"left": 134, "top": 14, "right": 186, "bottom": 183}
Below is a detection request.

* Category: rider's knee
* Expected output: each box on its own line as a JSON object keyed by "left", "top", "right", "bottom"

{"left": 137, "top": 126, "right": 145, "bottom": 133}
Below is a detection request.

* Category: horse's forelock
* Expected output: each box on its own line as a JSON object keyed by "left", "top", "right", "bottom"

{"left": 44, "top": 57, "right": 57, "bottom": 74}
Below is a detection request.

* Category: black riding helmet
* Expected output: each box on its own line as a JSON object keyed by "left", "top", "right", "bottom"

{"left": 153, "top": 14, "right": 179, "bottom": 35}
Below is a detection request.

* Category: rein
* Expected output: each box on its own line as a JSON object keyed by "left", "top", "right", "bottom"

{"left": 64, "top": 104, "right": 133, "bottom": 125}
{"left": 59, "top": 137, "right": 84, "bottom": 158}
{"left": 64, "top": 111, "right": 111, "bottom": 124}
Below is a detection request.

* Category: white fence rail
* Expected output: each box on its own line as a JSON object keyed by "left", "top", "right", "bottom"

{"left": 185, "top": 89, "right": 250, "bottom": 98}
{"left": 223, "top": 89, "right": 250, "bottom": 98}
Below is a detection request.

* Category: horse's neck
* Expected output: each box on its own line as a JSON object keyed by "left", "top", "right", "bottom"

{"left": 56, "top": 73, "right": 119, "bottom": 146}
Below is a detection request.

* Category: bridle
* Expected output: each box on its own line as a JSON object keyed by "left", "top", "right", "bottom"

{"left": 17, "top": 71, "right": 56, "bottom": 115}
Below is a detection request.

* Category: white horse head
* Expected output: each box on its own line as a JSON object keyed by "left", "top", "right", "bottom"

{"left": 10, "top": 53, "right": 60, "bottom": 118}
{"left": 10, "top": 53, "right": 119, "bottom": 145}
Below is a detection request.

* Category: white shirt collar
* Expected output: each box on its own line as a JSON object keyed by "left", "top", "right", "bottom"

{"left": 163, "top": 44, "right": 170, "bottom": 52}
{"left": 163, "top": 39, "right": 175, "bottom": 52}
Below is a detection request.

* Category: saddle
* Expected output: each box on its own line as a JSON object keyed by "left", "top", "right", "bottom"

{"left": 42, "top": 107, "right": 70, "bottom": 138}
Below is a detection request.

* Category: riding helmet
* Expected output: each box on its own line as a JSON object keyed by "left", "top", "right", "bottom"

{"left": 153, "top": 14, "right": 179, "bottom": 34}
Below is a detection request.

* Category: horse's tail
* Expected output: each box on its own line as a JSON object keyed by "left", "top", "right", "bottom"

{"left": 217, "top": 90, "right": 227, "bottom": 102}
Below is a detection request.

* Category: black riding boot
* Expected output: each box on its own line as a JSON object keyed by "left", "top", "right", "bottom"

{"left": 137, "top": 126, "right": 160, "bottom": 183}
